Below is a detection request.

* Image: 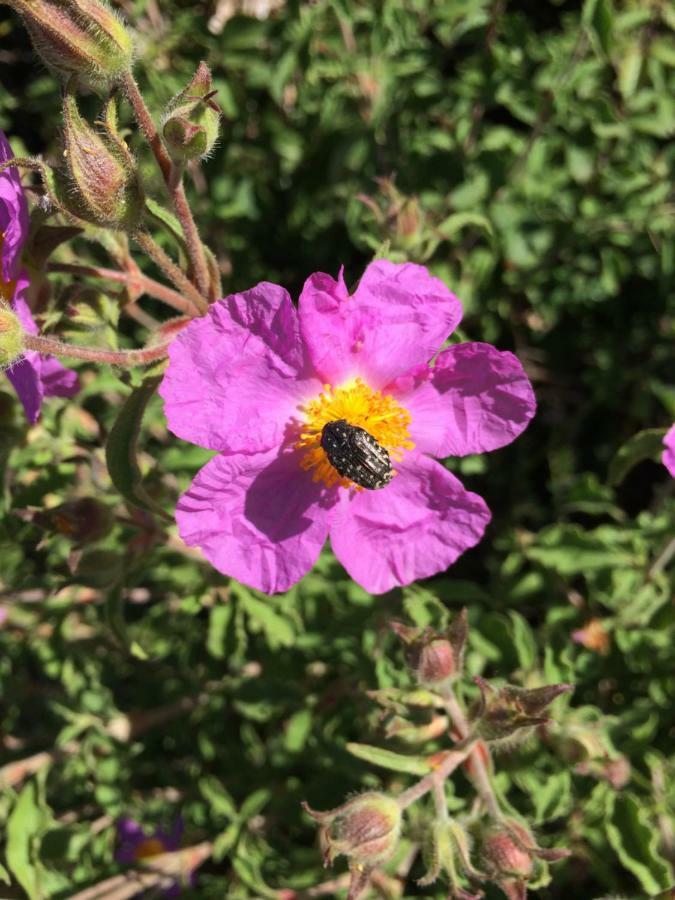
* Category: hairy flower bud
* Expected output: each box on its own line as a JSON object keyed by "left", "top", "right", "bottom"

{"left": 390, "top": 608, "right": 469, "bottom": 686}
{"left": 473, "top": 677, "right": 573, "bottom": 746}
{"left": 0, "top": 304, "right": 25, "bottom": 368}
{"left": 61, "top": 91, "right": 143, "bottom": 229}
{"left": 302, "top": 792, "right": 401, "bottom": 868}
{"left": 161, "top": 62, "right": 221, "bottom": 163}
{"left": 479, "top": 817, "right": 570, "bottom": 896}
{"left": 2, "top": 0, "right": 133, "bottom": 91}
{"left": 419, "top": 819, "right": 483, "bottom": 888}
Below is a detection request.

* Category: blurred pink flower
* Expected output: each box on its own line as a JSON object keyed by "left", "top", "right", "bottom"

{"left": 160, "top": 261, "right": 536, "bottom": 594}
{"left": 0, "top": 130, "right": 79, "bottom": 423}
{"left": 115, "top": 817, "right": 193, "bottom": 896}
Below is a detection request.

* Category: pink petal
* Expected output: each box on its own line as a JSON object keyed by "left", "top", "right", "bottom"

{"left": 160, "top": 282, "right": 321, "bottom": 453}
{"left": 663, "top": 424, "right": 675, "bottom": 477}
{"left": 329, "top": 454, "right": 491, "bottom": 594}
{"left": 176, "top": 449, "right": 336, "bottom": 594}
{"left": 0, "top": 130, "right": 29, "bottom": 283}
{"left": 298, "top": 260, "right": 463, "bottom": 389}
{"left": 393, "top": 342, "right": 536, "bottom": 458}
{"left": 6, "top": 289, "right": 79, "bottom": 423}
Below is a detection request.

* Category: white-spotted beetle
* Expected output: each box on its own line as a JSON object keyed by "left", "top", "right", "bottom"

{"left": 320, "top": 419, "right": 393, "bottom": 490}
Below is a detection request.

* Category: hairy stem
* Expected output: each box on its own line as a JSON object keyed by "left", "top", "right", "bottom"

{"left": 396, "top": 740, "right": 475, "bottom": 811}
{"left": 47, "top": 262, "right": 196, "bottom": 317}
{"left": 23, "top": 333, "right": 172, "bottom": 367}
{"left": 133, "top": 230, "right": 208, "bottom": 315}
{"left": 121, "top": 72, "right": 212, "bottom": 298}
{"left": 441, "top": 687, "right": 501, "bottom": 820}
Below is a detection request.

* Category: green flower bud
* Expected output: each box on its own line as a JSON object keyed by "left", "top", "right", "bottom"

{"left": 2, "top": 0, "right": 134, "bottom": 92}
{"left": 419, "top": 819, "right": 483, "bottom": 888}
{"left": 161, "top": 62, "right": 220, "bottom": 163}
{"left": 61, "top": 90, "right": 143, "bottom": 230}
{"left": 0, "top": 304, "right": 25, "bottom": 369}
{"left": 303, "top": 791, "right": 401, "bottom": 868}
{"left": 473, "top": 677, "right": 573, "bottom": 746}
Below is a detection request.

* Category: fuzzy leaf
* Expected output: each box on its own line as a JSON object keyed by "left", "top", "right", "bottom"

{"left": 346, "top": 743, "right": 431, "bottom": 775}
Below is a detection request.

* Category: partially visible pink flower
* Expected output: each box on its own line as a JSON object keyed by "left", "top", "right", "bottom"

{"left": 0, "top": 130, "right": 79, "bottom": 423}
{"left": 663, "top": 424, "right": 675, "bottom": 477}
{"left": 115, "top": 817, "right": 194, "bottom": 896}
{"left": 160, "top": 261, "right": 536, "bottom": 595}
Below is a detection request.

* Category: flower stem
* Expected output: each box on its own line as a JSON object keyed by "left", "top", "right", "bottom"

{"left": 47, "top": 262, "right": 196, "bottom": 317}
{"left": 441, "top": 686, "right": 502, "bottom": 820}
{"left": 121, "top": 72, "right": 212, "bottom": 299}
{"left": 133, "top": 230, "right": 208, "bottom": 315}
{"left": 396, "top": 740, "right": 475, "bottom": 811}
{"left": 23, "top": 333, "right": 172, "bottom": 367}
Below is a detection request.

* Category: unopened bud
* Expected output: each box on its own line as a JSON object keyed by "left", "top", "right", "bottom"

{"left": 3, "top": 0, "right": 133, "bottom": 91}
{"left": 390, "top": 609, "right": 469, "bottom": 686}
{"left": 481, "top": 825, "right": 533, "bottom": 882}
{"left": 302, "top": 792, "right": 401, "bottom": 868}
{"left": 473, "top": 677, "right": 573, "bottom": 745}
{"left": 61, "top": 91, "right": 143, "bottom": 229}
{"left": 419, "top": 819, "right": 483, "bottom": 888}
{"left": 0, "top": 304, "right": 25, "bottom": 368}
{"left": 162, "top": 62, "right": 220, "bottom": 163}
{"left": 480, "top": 817, "right": 570, "bottom": 890}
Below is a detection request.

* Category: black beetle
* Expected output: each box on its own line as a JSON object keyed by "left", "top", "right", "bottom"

{"left": 320, "top": 419, "right": 393, "bottom": 490}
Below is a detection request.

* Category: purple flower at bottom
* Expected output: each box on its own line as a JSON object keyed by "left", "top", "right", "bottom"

{"left": 0, "top": 129, "right": 79, "bottom": 423}
{"left": 115, "top": 818, "right": 194, "bottom": 897}
{"left": 160, "top": 261, "right": 537, "bottom": 595}
{"left": 663, "top": 425, "right": 675, "bottom": 478}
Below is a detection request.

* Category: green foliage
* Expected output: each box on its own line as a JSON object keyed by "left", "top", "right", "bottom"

{"left": 0, "top": 0, "right": 673, "bottom": 898}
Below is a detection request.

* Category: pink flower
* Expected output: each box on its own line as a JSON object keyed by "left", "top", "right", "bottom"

{"left": 160, "top": 262, "right": 536, "bottom": 594}
{"left": 0, "top": 130, "right": 79, "bottom": 423}
{"left": 663, "top": 425, "right": 675, "bottom": 478}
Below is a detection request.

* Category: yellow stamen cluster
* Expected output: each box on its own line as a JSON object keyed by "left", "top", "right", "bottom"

{"left": 296, "top": 378, "right": 414, "bottom": 488}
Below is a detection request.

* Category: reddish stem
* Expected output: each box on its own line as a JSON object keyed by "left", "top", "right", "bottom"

{"left": 121, "top": 72, "right": 212, "bottom": 299}
{"left": 133, "top": 230, "right": 207, "bottom": 314}
{"left": 23, "top": 333, "right": 172, "bottom": 367}
{"left": 47, "top": 261, "right": 196, "bottom": 316}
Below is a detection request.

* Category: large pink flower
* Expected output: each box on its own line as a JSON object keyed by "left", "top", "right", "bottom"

{"left": 160, "top": 262, "right": 536, "bottom": 594}
{"left": 0, "top": 130, "right": 79, "bottom": 423}
{"left": 663, "top": 425, "right": 675, "bottom": 477}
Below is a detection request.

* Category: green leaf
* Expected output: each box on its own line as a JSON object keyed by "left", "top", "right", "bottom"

{"left": 6, "top": 782, "right": 48, "bottom": 900}
{"left": 207, "top": 603, "right": 233, "bottom": 659}
{"left": 144, "top": 197, "right": 188, "bottom": 255}
{"left": 607, "top": 428, "right": 667, "bottom": 485}
{"left": 105, "top": 375, "right": 169, "bottom": 518}
{"left": 238, "top": 591, "right": 295, "bottom": 649}
{"left": 605, "top": 794, "right": 672, "bottom": 894}
{"left": 583, "top": 0, "right": 614, "bottom": 55}
{"left": 345, "top": 743, "right": 431, "bottom": 775}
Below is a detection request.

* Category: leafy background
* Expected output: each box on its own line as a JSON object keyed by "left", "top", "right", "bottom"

{"left": 0, "top": 0, "right": 674, "bottom": 897}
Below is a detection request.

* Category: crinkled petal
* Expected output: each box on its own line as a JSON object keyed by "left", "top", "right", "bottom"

{"left": 6, "top": 356, "right": 42, "bottom": 424}
{"left": 5, "top": 288, "right": 80, "bottom": 423}
{"left": 299, "top": 260, "right": 463, "bottom": 389}
{"left": 392, "top": 342, "right": 536, "bottom": 458}
{"left": 160, "top": 282, "right": 321, "bottom": 453}
{"left": 329, "top": 453, "right": 491, "bottom": 594}
{"left": 0, "top": 130, "right": 29, "bottom": 283}
{"left": 663, "top": 424, "right": 675, "bottom": 477}
{"left": 176, "top": 448, "right": 336, "bottom": 594}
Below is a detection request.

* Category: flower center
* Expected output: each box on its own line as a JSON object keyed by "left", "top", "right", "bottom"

{"left": 296, "top": 378, "right": 414, "bottom": 488}
{"left": 134, "top": 837, "right": 166, "bottom": 860}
